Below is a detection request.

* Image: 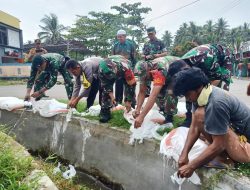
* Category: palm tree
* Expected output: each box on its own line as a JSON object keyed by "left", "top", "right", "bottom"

{"left": 162, "top": 30, "right": 173, "bottom": 50}
{"left": 202, "top": 20, "right": 215, "bottom": 43}
{"left": 188, "top": 21, "right": 201, "bottom": 43}
{"left": 38, "top": 13, "right": 68, "bottom": 44}
{"left": 215, "top": 18, "right": 229, "bottom": 43}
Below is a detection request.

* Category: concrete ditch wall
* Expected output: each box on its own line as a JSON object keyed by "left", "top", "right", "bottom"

{"left": 0, "top": 109, "right": 250, "bottom": 190}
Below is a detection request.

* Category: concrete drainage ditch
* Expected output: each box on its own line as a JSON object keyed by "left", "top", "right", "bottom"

{"left": 0, "top": 109, "right": 250, "bottom": 190}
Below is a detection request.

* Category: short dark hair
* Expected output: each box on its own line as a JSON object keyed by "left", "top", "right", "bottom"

{"left": 168, "top": 60, "right": 189, "bottom": 77}
{"left": 173, "top": 67, "right": 209, "bottom": 97}
{"left": 65, "top": 59, "right": 79, "bottom": 70}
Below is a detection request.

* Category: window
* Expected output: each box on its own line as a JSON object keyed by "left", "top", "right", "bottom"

{"left": 0, "top": 26, "right": 7, "bottom": 46}
{"left": 0, "top": 68, "right": 2, "bottom": 75}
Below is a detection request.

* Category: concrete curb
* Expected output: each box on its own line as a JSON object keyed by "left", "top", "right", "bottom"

{"left": 0, "top": 110, "right": 250, "bottom": 190}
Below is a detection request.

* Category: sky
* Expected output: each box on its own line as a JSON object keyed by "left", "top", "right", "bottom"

{"left": 1, "top": 0, "right": 250, "bottom": 43}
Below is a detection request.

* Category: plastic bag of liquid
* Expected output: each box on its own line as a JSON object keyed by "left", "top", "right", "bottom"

{"left": 33, "top": 99, "right": 68, "bottom": 117}
{"left": 62, "top": 164, "right": 76, "bottom": 179}
{"left": 53, "top": 162, "right": 61, "bottom": 174}
{"left": 160, "top": 127, "right": 206, "bottom": 186}
{"left": 129, "top": 109, "right": 165, "bottom": 144}
{"left": 0, "top": 97, "right": 26, "bottom": 111}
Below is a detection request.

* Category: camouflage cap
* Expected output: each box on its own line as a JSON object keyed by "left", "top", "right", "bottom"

{"left": 32, "top": 55, "right": 44, "bottom": 69}
{"left": 146, "top": 27, "right": 156, "bottom": 33}
{"left": 181, "top": 44, "right": 216, "bottom": 66}
{"left": 134, "top": 60, "right": 149, "bottom": 80}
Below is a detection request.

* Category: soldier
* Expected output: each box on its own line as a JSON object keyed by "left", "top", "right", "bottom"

{"left": 133, "top": 56, "right": 183, "bottom": 128}
{"left": 178, "top": 44, "right": 233, "bottom": 128}
{"left": 25, "top": 53, "right": 73, "bottom": 101}
{"left": 98, "top": 55, "right": 136, "bottom": 123}
{"left": 142, "top": 27, "right": 168, "bottom": 97}
{"left": 65, "top": 57, "right": 103, "bottom": 109}
{"left": 112, "top": 29, "right": 137, "bottom": 105}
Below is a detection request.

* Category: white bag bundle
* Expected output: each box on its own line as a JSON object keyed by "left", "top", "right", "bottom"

{"left": 0, "top": 97, "right": 25, "bottom": 111}
{"left": 160, "top": 127, "right": 207, "bottom": 186}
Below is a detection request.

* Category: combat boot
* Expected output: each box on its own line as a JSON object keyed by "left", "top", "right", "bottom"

{"left": 99, "top": 109, "right": 111, "bottom": 123}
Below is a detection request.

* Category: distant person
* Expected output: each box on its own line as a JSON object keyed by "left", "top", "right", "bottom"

{"left": 173, "top": 68, "right": 250, "bottom": 179}
{"left": 65, "top": 57, "right": 103, "bottom": 110}
{"left": 247, "top": 83, "right": 250, "bottom": 96}
{"left": 112, "top": 29, "right": 136, "bottom": 105}
{"left": 237, "top": 63, "right": 243, "bottom": 79}
{"left": 25, "top": 53, "right": 73, "bottom": 101}
{"left": 27, "top": 39, "right": 47, "bottom": 62}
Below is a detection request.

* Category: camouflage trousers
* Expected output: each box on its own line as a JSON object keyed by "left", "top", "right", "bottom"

{"left": 34, "top": 69, "right": 73, "bottom": 100}
{"left": 99, "top": 72, "right": 136, "bottom": 111}
{"left": 156, "top": 87, "right": 178, "bottom": 118}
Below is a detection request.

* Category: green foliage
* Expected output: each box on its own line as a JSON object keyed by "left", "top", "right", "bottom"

{"left": 172, "top": 41, "right": 198, "bottom": 57}
{"left": 172, "top": 18, "right": 250, "bottom": 54}
{"left": 0, "top": 79, "right": 27, "bottom": 86}
{"left": 57, "top": 99, "right": 87, "bottom": 113}
{"left": 0, "top": 131, "right": 33, "bottom": 190}
{"left": 68, "top": 2, "right": 151, "bottom": 56}
{"left": 161, "top": 30, "right": 173, "bottom": 50}
{"left": 38, "top": 13, "right": 68, "bottom": 44}
{"left": 236, "top": 162, "right": 250, "bottom": 177}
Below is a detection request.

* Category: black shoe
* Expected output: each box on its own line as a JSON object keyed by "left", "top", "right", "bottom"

{"left": 99, "top": 109, "right": 111, "bottom": 123}
{"left": 165, "top": 115, "right": 173, "bottom": 123}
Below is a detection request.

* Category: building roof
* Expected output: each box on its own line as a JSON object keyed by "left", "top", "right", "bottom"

{"left": 0, "top": 10, "right": 20, "bottom": 29}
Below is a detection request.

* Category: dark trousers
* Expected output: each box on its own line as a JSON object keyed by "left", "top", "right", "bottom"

{"left": 87, "top": 78, "right": 102, "bottom": 109}
{"left": 115, "top": 78, "right": 125, "bottom": 104}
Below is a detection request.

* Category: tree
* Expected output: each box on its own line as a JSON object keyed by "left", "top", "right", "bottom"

{"left": 202, "top": 20, "right": 215, "bottom": 43}
{"left": 161, "top": 30, "right": 172, "bottom": 50}
{"left": 68, "top": 3, "right": 151, "bottom": 56}
{"left": 38, "top": 13, "right": 67, "bottom": 44}
{"left": 215, "top": 18, "right": 229, "bottom": 43}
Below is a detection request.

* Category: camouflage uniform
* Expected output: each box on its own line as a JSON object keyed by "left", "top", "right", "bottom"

{"left": 135, "top": 56, "right": 180, "bottom": 121}
{"left": 181, "top": 44, "right": 234, "bottom": 127}
{"left": 182, "top": 44, "right": 232, "bottom": 86}
{"left": 112, "top": 39, "right": 137, "bottom": 105}
{"left": 142, "top": 38, "right": 167, "bottom": 61}
{"left": 98, "top": 55, "right": 136, "bottom": 113}
{"left": 27, "top": 53, "right": 73, "bottom": 99}
{"left": 142, "top": 38, "right": 167, "bottom": 96}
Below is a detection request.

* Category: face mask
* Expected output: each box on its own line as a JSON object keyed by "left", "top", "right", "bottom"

{"left": 197, "top": 85, "right": 212, "bottom": 106}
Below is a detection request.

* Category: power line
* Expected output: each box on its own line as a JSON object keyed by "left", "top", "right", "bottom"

{"left": 144, "top": 0, "right": 202, "bottom": 24}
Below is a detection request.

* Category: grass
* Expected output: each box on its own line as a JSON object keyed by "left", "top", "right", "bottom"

{"left": 0, "top": 129, "right": 33, "bottom": 190}
{"left": 34, "top": 153, "right": 92, "bottom": 190}
{"left": 0, "top": 79, "right": 27, "bottom": 86}
{"left": 235, "top": 162, "right": 250, "bottom": 177}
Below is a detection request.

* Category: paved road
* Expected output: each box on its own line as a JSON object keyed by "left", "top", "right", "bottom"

{"left": 0, "top": 78, "right": 249, "bottom": 107}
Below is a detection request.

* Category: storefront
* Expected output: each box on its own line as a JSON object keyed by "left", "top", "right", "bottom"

{"left": 0, "top": 10, "right": 31, "bottom": 78}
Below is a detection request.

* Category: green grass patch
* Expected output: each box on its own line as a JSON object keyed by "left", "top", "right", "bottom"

{"left": 235, "top": 162, "right": 250, "bottom": 177}
{"left": 0, "top": 79, "right": 27, "bottom": 86}
{"left": 34, "top": 154, "right": 92, "bottom": 190}
{"left": 57, "top": 99, "right": 87, "bottom": 113}
{"left": 156, "top": 115, "right": 186, "bottom": 136}
{"left": 0, "top": 130, "right": 33, "bottom": 190}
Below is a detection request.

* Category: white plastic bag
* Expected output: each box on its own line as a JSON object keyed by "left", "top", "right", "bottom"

{"left": 128, "top": 109, "right": 165, "bottom": 144}
{"left": 160, "top": 127, "right": 206, "bottom": 186}
{"left": 33, "top": 99, "right": 68, "bottom": 117}
{"left": 62, "top": 164, "right": 76, "bottom": 179}
{"left": 0, "top": 97, "right": 25, "bottom": 111}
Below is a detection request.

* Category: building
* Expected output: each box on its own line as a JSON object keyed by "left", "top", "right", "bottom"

{"left": 0, "top": 10, "right": 30, "bottom": 78}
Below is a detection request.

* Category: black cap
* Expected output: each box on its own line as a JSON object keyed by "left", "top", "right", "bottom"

{"left": 146, "top": 27, "right": 156, "bottom": 33}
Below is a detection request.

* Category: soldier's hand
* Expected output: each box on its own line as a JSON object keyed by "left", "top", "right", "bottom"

{"left": 124, "top": 101, "right": 131, "bottom": 113}
{"left": 68, "top": 98, "right": 79, "bottom": 108}
{"left": 31, "top": 91, "right": 40, "bottom": 98}
{"left": 24, "top": 94, "right": 31, "bottom": 101}
{"left": 132, "top": 110, "right": 140, "bottom": 118}
{"left": 134, "top": 115, "right": 144, "bottom": 128}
